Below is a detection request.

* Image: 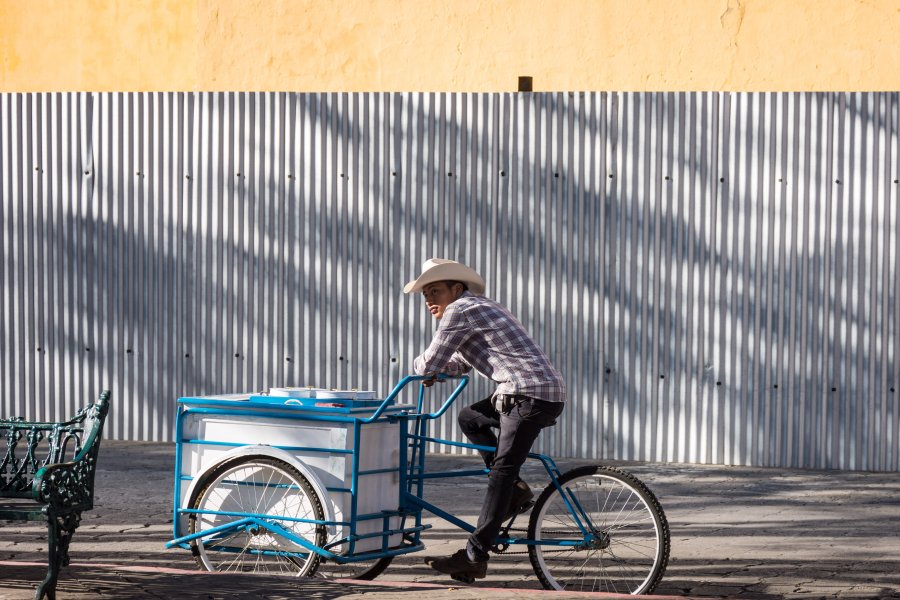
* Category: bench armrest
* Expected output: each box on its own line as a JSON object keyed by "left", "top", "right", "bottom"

{"left": 30, "top": 391, "right": 109, "bottom": 511}
{"left": 32, "top": 454, "right": 99, "bottom": 511}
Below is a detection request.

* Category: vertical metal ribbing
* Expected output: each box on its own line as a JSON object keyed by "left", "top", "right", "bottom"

{"left": 35, "top": 93, "right": 47, "bottom": 420}
{"left": 3, "top": 93, "right": 15, "bottom": 421}
{"left": 595, "top": 92, "right": 609, "bottom": 461}
{"left": 831, "top": 92, "right": 850, "bottom": 470}
{"left": 794, "top": 92, "right": 811, "bottom": 469}
{"left": 782, "top": 92, "right": 798, "bottom": 469}
{"left": 1, "top": 91, "right": 899, "bottom": 472}
{"left": 272, "top": 91, "right": 286, "bottom": 391}
{"left": 869, "top": 93, "right": 887, "bottom": 471}
{"left": 27, "top": 92, "right": 39, "bottom": 420}
{"left": 1, "top": 94, "right": 7, "bottom": 419}
{"left": 606, "top": 91, "right": 621, "bottom": 459}
{"left": 887, "top": 93, "right": 899, "bottom": 473}
{"left": 607, "top": 90, "right": 624, "bottom": 460}
{"left": 20, "top": 93, "right": 32, "bottom": 422}
{"left": 803, "top": 93, "right": 828, "bottom": 470}
{"left": 891, "top": 93, "right": 900, "bottom": 473}
{"left": 832, "top": 92, "right": 849, "bottom": 469}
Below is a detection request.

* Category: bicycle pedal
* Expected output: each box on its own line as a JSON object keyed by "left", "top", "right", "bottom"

{"left": 450, "top": 573, "right": 476, "bottom": 585}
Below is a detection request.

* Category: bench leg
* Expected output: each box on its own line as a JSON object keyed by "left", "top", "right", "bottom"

{"left": 35, "top": 512, "right": 81, "bottom": 600}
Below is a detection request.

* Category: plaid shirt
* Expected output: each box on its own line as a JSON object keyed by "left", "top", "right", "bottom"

{"left": 413, "top": 292, "right": 566, "bottom": 403}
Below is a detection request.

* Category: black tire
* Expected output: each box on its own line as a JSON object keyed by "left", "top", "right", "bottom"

{"left": 527, "top": 465, "right": 670, "bottom": 594}
{"left": 314, "top": 554, "right": 394, "bottom": 581}
{"left": 188, "top": 456, "right": 326, "bottom": 576}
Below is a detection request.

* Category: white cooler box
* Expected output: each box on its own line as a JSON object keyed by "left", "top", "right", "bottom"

{"left": 177, "top": 396, "right": 406, "bottom": 554}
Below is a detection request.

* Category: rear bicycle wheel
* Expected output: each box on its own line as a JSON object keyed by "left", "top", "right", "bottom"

{"left": 188, "top": 456, "right": 325, "bottom": 576}
{"left": 527, "top": 465, "right": 669, "bottom": 594}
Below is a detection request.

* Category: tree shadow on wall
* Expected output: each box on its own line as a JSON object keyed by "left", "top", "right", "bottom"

{"left": 1, "top": 91, "right": 896, "bottom": 471}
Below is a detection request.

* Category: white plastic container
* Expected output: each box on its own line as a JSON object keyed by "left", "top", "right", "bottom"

{"left": 177, "top": 397, "right": 404, "bottom": 554}
{"left": 315, "top": 390, "right": 376, "bottom": 400}
{"left": 268, "top": 387, "right": 324, "bottom": 398}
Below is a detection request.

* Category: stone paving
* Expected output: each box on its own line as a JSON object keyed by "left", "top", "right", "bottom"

{"left": 1, "top": 440, "right": 899, "bottom": 599}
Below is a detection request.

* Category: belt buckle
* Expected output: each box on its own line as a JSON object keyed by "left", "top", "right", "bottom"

{"left": 493, "top": 394, "right": 520, "bottom": 414}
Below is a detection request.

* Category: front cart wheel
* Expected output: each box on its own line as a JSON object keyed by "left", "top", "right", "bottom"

{"left": 527, "top": 465, "right": 669, "bottom": 594}
{"left": 188, "top": 456, "right": 326, "bottom": 576}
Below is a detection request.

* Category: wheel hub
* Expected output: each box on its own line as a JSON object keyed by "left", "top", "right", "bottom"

{"left": 245, "top": 525, "right": 276, "bottom": 547}
{"left": 585, "top": 531, "right": 611, "bottom": 550}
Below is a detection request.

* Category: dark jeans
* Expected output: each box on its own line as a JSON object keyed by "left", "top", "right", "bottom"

{"left": 457, "top": 394, "right": 565, "bottom": 560}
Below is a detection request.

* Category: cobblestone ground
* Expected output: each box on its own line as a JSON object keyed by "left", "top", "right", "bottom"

{"left": 1, "top": 440, "right": 899, "bottom": 599}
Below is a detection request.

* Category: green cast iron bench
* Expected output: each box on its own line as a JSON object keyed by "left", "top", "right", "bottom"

{"left": 0, "top": 391, "right": 110, "bottom": 600}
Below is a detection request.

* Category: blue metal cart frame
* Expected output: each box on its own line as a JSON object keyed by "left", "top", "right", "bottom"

{"left": 166, "top": 375, "right": 670, "bottom": 594}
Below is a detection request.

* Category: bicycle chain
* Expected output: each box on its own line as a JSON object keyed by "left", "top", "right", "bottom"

{"left": 495, "top": 546, "right": 584, "bottom": 555}
{"left": 493, "top": 528, "right": 588, "bottom": 555}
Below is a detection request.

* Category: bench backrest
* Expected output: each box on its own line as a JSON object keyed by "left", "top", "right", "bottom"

{"left": 1, "top": 391, "right": 111, "bottom": 499}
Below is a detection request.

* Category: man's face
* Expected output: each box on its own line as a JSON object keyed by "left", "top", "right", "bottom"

{"left": 422, "top": 281, "right": 463, "bottom": 320}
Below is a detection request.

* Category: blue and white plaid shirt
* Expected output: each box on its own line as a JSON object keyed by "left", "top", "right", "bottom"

{"left": 413, "top": 291, "right": 566, "bottom": 403}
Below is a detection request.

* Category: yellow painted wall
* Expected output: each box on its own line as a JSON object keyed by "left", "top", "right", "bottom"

{"left": 1, "top": 0, "right": 898, "bottom": 92}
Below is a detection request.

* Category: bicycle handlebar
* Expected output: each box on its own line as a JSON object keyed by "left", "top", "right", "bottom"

{"left": 358, "top": 374, "right": 469, "bottom": 423}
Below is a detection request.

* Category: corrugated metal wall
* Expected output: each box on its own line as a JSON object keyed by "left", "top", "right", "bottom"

{"left": 1, "top": 92, "right": 897, "bottom": 471}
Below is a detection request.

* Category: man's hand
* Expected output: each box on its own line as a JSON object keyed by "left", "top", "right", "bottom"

{"left": 422, "top": 374, "right": 439, "bottom": 387}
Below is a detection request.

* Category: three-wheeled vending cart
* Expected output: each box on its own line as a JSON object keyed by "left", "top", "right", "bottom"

{"left": 166, "top": 376, "right": 671, "bottom": 593}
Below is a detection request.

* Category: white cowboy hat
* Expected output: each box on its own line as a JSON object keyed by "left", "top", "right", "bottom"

{"left": 403, "top": 258, "right": 486, "bottom": 295}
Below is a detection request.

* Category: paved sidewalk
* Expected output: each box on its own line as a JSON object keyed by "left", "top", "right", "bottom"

{"left": 1, "top": 440, "right": 899, "bottom": 599}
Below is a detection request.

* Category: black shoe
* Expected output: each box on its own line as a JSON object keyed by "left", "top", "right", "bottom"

{"left": 425, "top": 548, "right": 487, "bottom": 582}
{"left": 503, "top": 479, "right": 535, "bottom": 521}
